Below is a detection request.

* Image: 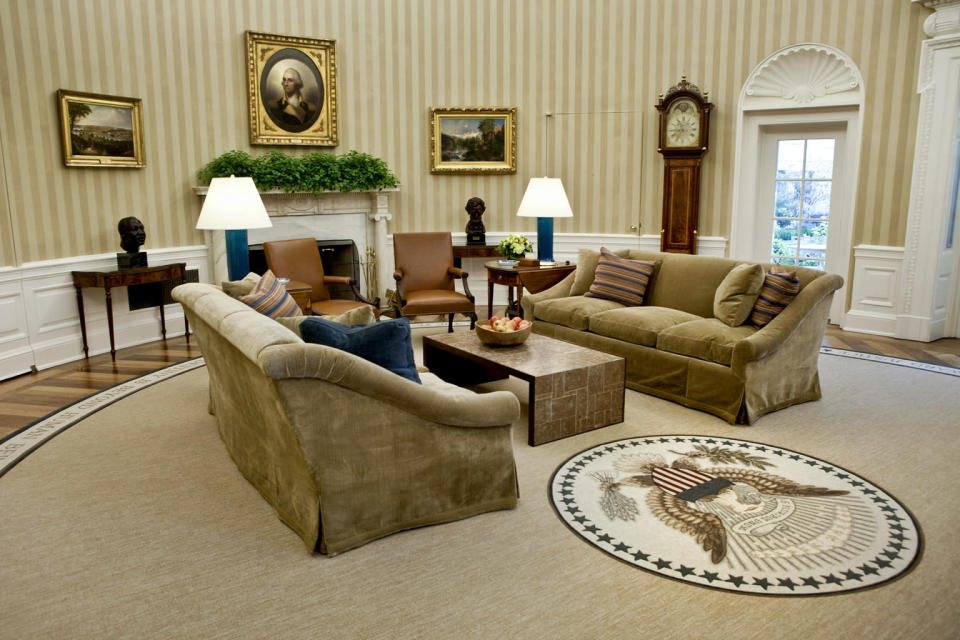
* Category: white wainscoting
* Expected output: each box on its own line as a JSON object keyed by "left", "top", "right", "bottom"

{"left": 842, "top": 245, "right": 905, "bottom": 336}
{"left": 385, "top": 232, "right": 728, "bottom": 309}
{"left": 1, "top": 235, "right": 731, "bottom": 381}
{"left": 0, "top": 246, "right": 208, "bottom": 381}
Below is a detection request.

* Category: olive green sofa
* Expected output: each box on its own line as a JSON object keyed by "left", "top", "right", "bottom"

{"left": 173, "top": 283, "right": 520, "bottom": 555}
{"left": 520, "top": 250, "right": 843, "bottom": 424}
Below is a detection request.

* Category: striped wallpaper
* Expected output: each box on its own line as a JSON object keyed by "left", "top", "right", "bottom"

{"left": 0, "top": 0, "right": 930, "bottom": 267}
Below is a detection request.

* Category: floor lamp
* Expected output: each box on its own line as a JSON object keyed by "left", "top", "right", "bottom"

{"left": 196, "top": 176, "right": 272, "bottom": 281}
{"left": 516, "top": 177, "right": 573, "bottom": 264}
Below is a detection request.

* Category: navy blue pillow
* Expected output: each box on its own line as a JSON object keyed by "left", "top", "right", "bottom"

{"left": 299, "top": 317, "right": 421, "bottom": 384}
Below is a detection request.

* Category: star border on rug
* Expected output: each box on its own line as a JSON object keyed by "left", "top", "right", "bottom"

{"left": 549, "top": 435, "right": 922, "bottom": 597}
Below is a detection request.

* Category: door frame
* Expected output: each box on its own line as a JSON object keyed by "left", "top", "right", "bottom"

{"left": 731, "top": 108, "right": 860, "bottom": 323}
{"left": 730, "top": 43, "right": 864, "bottom": 325}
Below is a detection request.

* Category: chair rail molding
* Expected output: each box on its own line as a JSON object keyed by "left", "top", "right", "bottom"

{"left": 900, "top": 0, "right": 960, "bottom": 340}
{"left": 0, "top": 246, "right": 208, "bottom": 381}
{"left": 730, "top": 43, "right": 864, "bottom": 326}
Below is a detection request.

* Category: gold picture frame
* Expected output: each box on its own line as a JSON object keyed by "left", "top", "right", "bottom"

{"left": 56, "top": 90, "right": 145, "bottom": 168}
{"left": 246, "top": 31, "right": 339, "bottom": 146}
{"left": 430, "top": 107, "right": 517, "bottom": 174}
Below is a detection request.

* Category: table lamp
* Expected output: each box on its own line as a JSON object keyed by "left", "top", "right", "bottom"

{"left": 196, "top": 176, "right": 272, "bottom": 281}
{"left": 516, "top": 177, "right": 573, "bottom": 263}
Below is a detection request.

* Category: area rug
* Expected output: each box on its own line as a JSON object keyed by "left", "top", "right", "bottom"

{"left": 550, "top": 435, "right": 921, "bottom": 596}
{"left": 1, "top": 344, "right": 958, "bottom": 638}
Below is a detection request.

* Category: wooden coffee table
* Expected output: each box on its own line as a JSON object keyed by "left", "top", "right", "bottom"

{"left": 423, "top": 332, "right": 625, "bottom": 446}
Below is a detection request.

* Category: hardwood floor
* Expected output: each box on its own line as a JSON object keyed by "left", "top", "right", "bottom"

{"left": 2, "top": 320, "right": 958, "bottom": 441}
{"left": 0, "top": 336, "right": 200, "bottom": 439}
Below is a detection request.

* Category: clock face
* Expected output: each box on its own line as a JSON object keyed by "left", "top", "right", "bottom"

{"left": 665, "top": 99, "right": 700, "bottom": 147}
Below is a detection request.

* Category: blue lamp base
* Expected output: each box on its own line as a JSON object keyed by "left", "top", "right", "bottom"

{"left": 224, "top": 229, "right": 250, "bottom": 281}
{"left": 536, "top": 217, "right": 555, "bottom": 262}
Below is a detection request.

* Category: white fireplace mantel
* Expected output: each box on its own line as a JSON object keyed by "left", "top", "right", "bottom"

{"left": 193, "top": 186, "right": 397, "bottom": 301}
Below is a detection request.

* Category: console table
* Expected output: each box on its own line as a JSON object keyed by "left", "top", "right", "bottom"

{"left": 485, "top": 261, "right": 576, "bottom": 318}
{"left": 452, "top": 245, "right": 501, "bottom": 269}
{"left": 72, "top": 263, "right": 188, "bottom": 360}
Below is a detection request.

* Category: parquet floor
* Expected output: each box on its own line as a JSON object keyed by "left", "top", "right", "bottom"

{"left": 1, "top": 320, "right": 958, "bottom": 441}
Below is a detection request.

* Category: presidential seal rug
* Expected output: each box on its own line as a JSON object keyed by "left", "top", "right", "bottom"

{"left": 550, "top": 435, "right": 922, "bottom": 596}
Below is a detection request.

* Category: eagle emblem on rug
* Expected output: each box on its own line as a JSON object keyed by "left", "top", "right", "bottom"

{"left": 593, "top": 447, "right": 850, "bottom": 565}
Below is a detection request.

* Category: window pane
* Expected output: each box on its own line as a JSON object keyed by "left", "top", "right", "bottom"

{"left": 799, "top": 221, "right": 827, "bottom": 268}
{"left": 799, "top": 258, "right": 824, "bottom": 270}
{"left": 771, "top": 220, "right": 798, "bottom": 259}
{"left": 803, "top": 181, "right": 831, "bottom": 218}
{"left": 776, "top": 140, "right": 805, "bottom": 179}
{"left": 775, "top": 181, "right": 801, "bottom": 218}
{"left": 805, "top": 139, "right": 835, "bottom": 179}
{"left": 773, "top": 256, "right": 797, "bottom": 266}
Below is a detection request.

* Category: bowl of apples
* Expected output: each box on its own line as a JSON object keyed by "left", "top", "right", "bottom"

{"left": 475, "top": 315, "right": 533, "bottom": 346}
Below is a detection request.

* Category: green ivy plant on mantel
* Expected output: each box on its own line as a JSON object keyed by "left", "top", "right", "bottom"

{"left": 197, "top": 149, "right": 399, "bottom": 194}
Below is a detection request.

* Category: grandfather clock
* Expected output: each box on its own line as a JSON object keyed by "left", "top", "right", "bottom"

{"left": 655, "top": 77, "right": 713, "bottom": 254}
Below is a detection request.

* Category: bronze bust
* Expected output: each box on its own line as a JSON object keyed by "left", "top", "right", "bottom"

{"left": 117, "top": 216, "right": 147, "bottom": 268}
{"left": 465, "top": 197, "right": 486, "bottom": 245}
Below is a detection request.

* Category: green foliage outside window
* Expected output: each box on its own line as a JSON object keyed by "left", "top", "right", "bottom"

{"left": 197, "top": 149, "right": 399, "bottom": 193}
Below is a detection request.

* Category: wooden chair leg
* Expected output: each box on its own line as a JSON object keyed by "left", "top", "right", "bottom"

{"left": 448, "top": 314, "right": 454, "bottom": 332}
{"left": 468, "top": 312, "right": 477, "bottom": 330}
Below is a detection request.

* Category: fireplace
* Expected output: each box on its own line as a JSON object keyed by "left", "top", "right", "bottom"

{"left": 195, "top": 187, "right": 396, "bottom": 302}
{"left": 248, "top": 239, "right": 360, "bottom": 301}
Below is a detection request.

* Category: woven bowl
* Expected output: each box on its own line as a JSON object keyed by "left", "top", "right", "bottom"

{"left": 475, "top": 321, "right": 532, "bottom": 346}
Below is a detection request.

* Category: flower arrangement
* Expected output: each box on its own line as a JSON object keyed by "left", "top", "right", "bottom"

{"left": 498, "top": 233, "right": 533, "bottom": 260}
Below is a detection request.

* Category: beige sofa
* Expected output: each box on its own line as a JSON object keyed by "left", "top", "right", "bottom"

{"left": 172, "top": 282, "right": 520, "bottom": 555}
{"left": 520, "top": 250, "right": 843, "bottom": 424}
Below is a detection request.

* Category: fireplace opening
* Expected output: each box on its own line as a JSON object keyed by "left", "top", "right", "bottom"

{"left": 248, "top": 239, "right": 361, "bottom": 302}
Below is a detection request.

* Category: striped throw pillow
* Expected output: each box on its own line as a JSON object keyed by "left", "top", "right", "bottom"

{"left": 583, "top": 248, "right": 656, "bottom": 306}
{"left": 238, "top": 269, "right": 303, "bottom": 319}
{"left": 748, "top": 265, "right": 800, "bottom": 328}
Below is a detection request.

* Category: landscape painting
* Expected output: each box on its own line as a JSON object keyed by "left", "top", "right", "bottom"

{"left": 430, "top": 107, "right": 516, "bottom": 174}
{"left": 57, "top": 90, "right": 145, "bottom": 167}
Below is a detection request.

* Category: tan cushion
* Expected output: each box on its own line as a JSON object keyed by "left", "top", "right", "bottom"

{"left": 749, "top": 265, "right": 800, "bottom": 327}
{"left": 402, "top": 289, "right": 475, "bottom": 315}
{"left": 657, "top": 318, "right": 757, "bottom": 366}
{"left": 570, "top": 247, "right": 630, "bottom": 296}
{"left": 584, "top": 248, "right": 656, "bottom": 306}
{"left": 221, "top": 272, "right": 261, "bottom": 299}
{"left": 275, "top": 304, "right": 377, "bottom": 337}
{"left": 589, "top": 306, "right": 703, "bottom": 346}
{"left": 713, "top": 263, "right": 765, "bottom": 327}
{"left": 533, "top": 296, "right": 623, "bottom": 330}
{"left": 238, "top": 270, "right": 303, "bottom": 319}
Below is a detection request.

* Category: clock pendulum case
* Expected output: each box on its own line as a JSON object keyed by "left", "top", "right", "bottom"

{"left": 655, "top": 76, "right": 713, "bottom": 254}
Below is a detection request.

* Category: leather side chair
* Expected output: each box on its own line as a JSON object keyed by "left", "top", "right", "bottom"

{"left": 393, "top": 232, "right": 477, "bottom": 332}
{"left": 263, "top": 238, "right": 379, "bottom": 317}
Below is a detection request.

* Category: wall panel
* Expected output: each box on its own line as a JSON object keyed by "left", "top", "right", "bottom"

{"left": 0, "top": 0, "right": 931, "bottom": 267}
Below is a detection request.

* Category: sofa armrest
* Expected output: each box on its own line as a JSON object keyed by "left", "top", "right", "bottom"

{"left": 731, "top": 273, "right": 843, "bottom": 369}
{"left": 259, "top": 343, "right": 520, "bottom": 427}
{"left": 520, "top": 271, "right": 576, "bottom": 318}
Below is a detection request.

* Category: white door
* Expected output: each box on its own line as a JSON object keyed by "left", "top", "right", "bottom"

{"left": 755, "top": 124, "right": 847, "bottom": 321}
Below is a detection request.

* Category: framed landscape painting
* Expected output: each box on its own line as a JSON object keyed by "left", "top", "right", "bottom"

{"left": 430, "top": 107, "right": 517, "bottom": 174}
{"left": 246, "top": 31, "right": 339, "bottom": 146}
{"left": 57, "top": 90, "right": 145, "bottom": 167}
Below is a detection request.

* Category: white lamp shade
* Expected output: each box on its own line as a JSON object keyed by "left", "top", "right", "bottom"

{"left": 196, "top": 176, "right": 272, "bottom": 230}
{"left": 515, "top": 177, "right": 574, "bottom": 218}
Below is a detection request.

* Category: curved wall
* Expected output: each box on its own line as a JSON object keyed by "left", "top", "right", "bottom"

{"left": 0, "top": 0, "right": 930, "bottom": 266}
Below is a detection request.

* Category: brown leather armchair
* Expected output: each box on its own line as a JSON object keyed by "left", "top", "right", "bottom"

{"left": 393, "top": 232, "right": 477, "bottom": 332}
{"left": 263, "top": 237, "right": 378, "bottom": 317}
